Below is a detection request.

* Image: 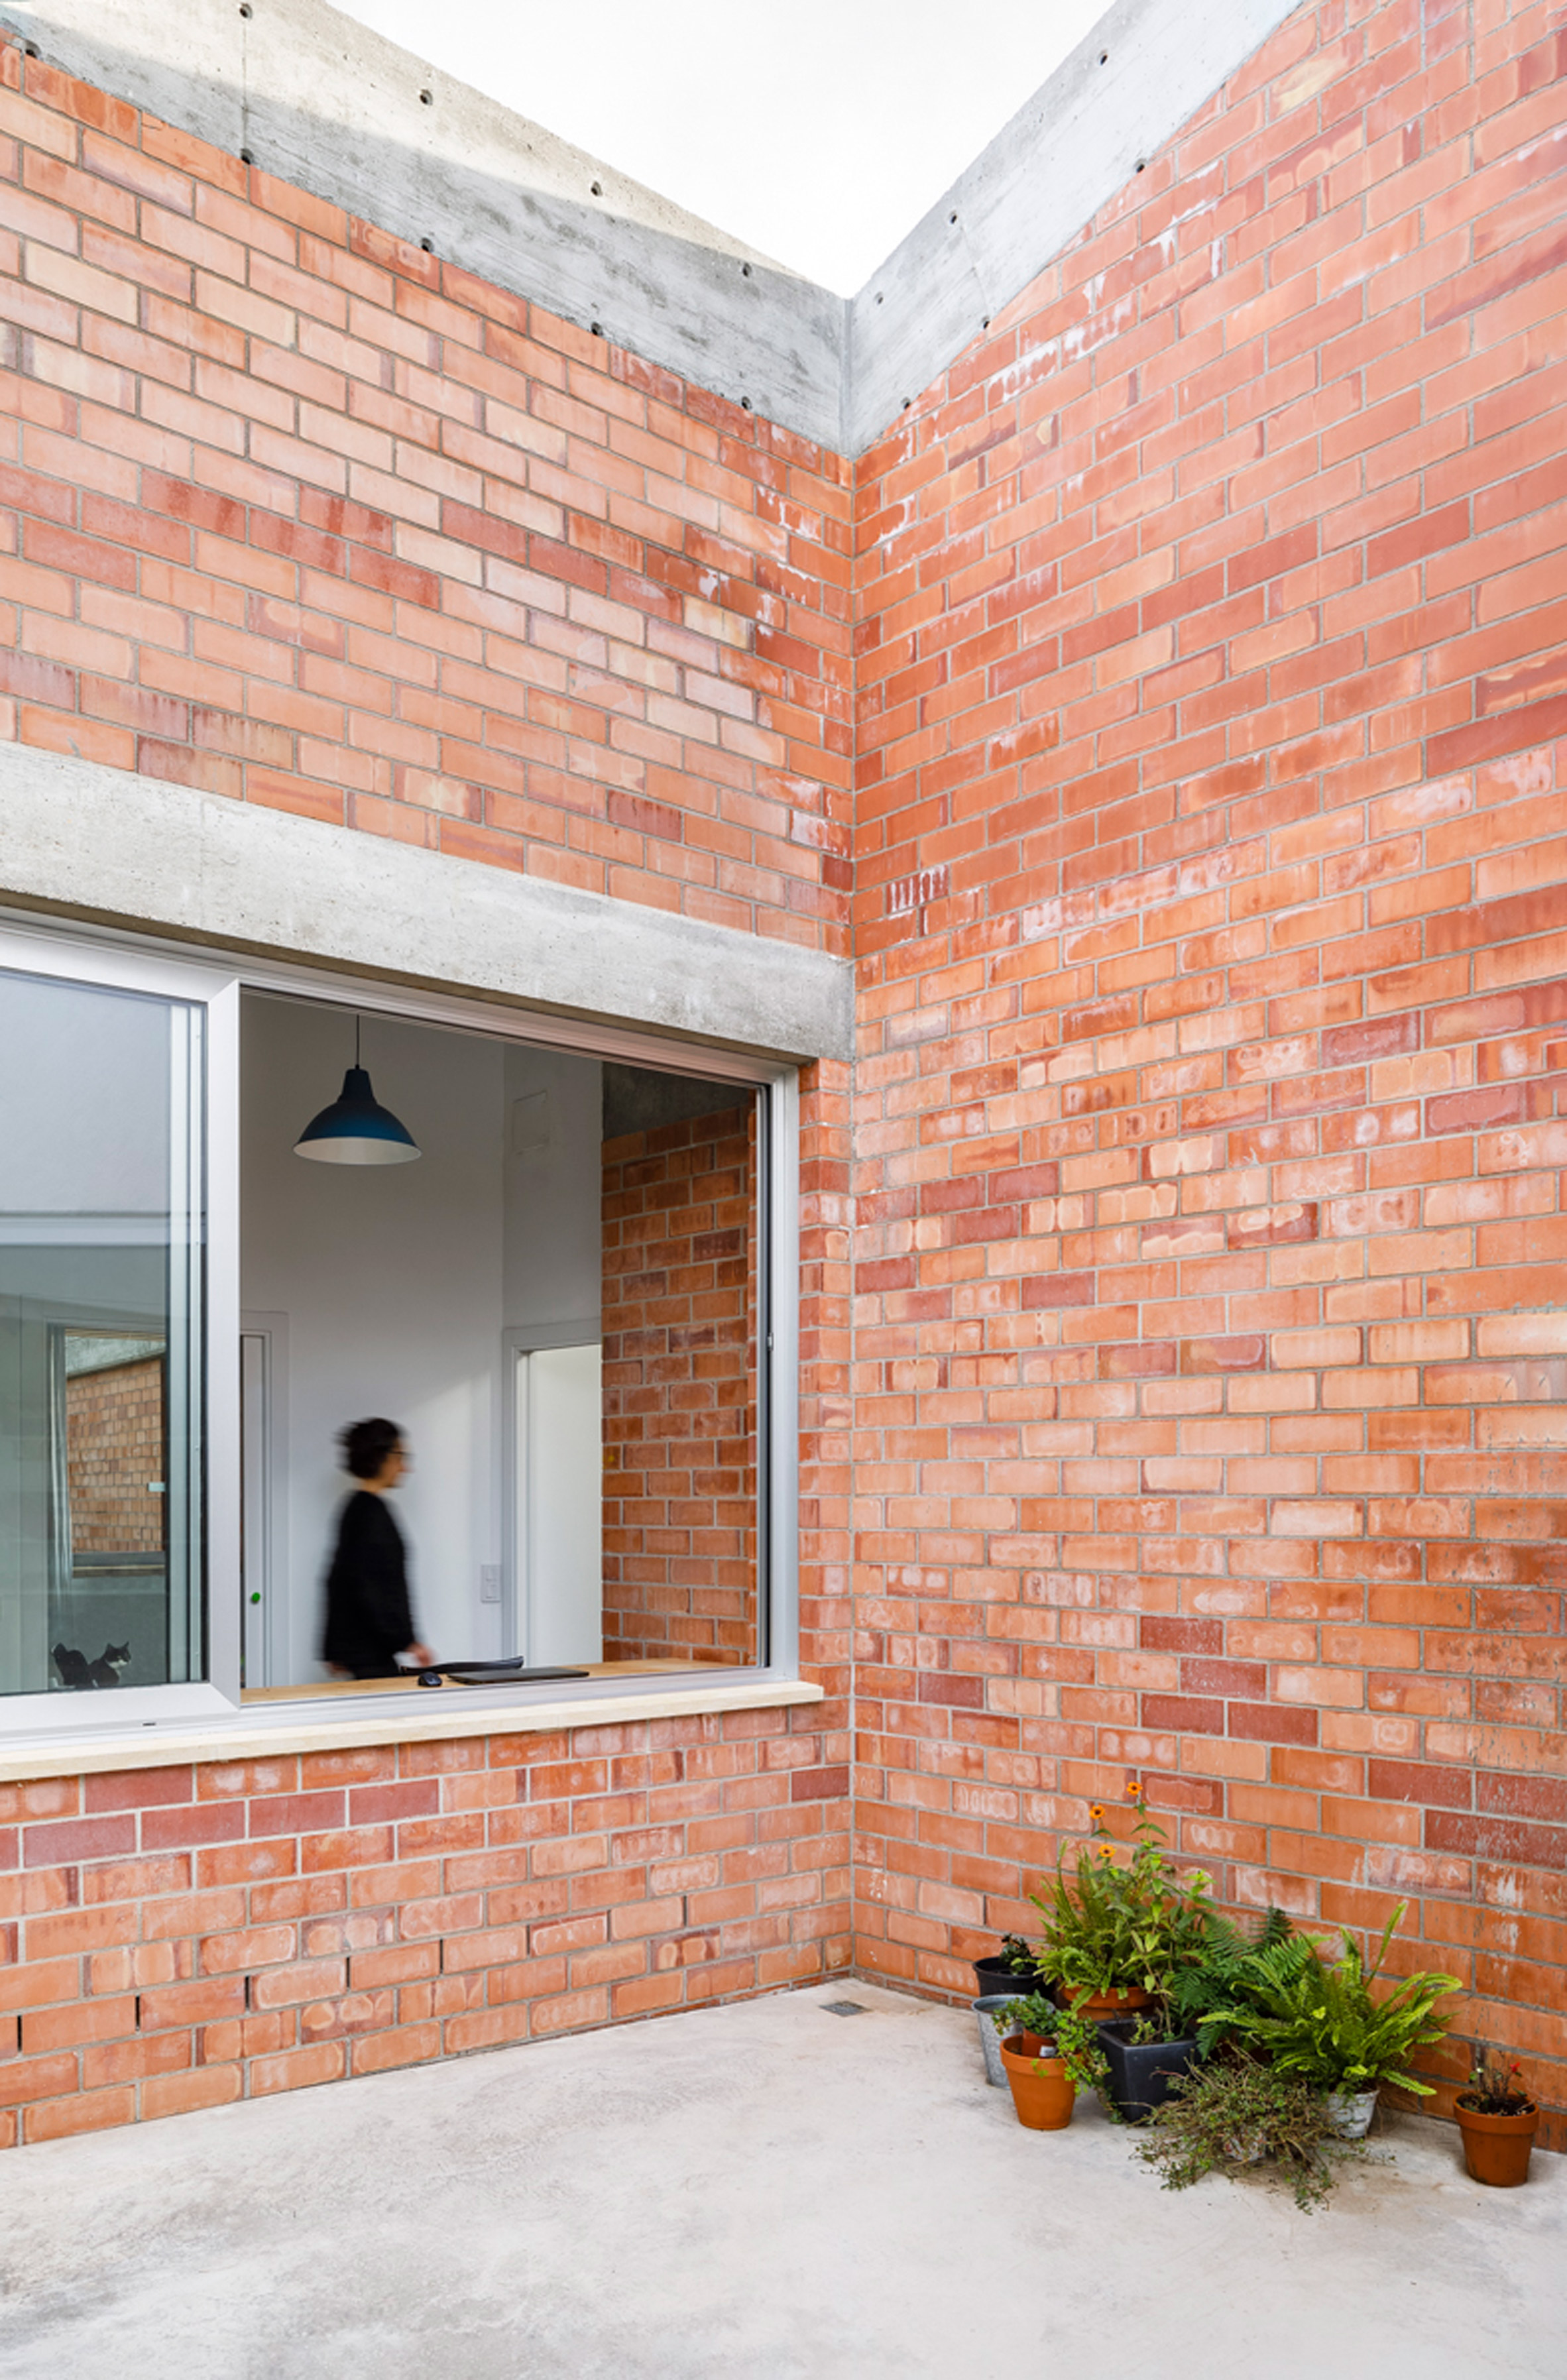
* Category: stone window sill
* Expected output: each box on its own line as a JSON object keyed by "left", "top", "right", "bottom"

{"left": 0, "top": 1674, "right": 824, "bottom": 1782}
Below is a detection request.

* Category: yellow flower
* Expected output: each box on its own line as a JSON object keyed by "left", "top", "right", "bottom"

{"left": 1088, "top": 1802, "right": 1105, "bottom": 1825}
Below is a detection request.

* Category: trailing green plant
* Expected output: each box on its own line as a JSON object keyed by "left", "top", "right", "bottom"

{"left": 1459, "top": 2047, "right": 1535, "bottom": 2117}
{"left": 1053, "top": 2002, "right": 1114, "bottom": 2103}
{"left": 1134, "top": 2057, "right": 1365, "bottom": 2212}
{"left": 989, "top": 1994, "right": 1114, "bottom": 2106}
{"left": 1033, "top": 1785, "right": 1216, "bottom": 2017}
{"left": 988, "top": 1991, "right": 1059, "bottom": 2045}
{"left": 1198, "top": 1902, "right": 1460, "bottom": 2096}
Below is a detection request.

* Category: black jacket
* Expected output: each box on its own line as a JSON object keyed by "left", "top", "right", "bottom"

{"left": 322, "top": 1491, "right": 415, "bottom": 1672}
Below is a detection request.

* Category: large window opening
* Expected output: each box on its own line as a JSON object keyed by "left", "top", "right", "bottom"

{"left": 0, "top": 923, "right": 787, "bottom": 1729}
{"left": 237, "top": 992, "right": 766, "bottom": 1698}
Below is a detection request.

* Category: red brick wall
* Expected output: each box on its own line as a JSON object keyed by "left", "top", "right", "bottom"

{"left": 0, "top": 45, "right": 852, "bottom": 950}
{"left": 850, "top": 0, "right": 1567, "bottom": 2139}
{"left": 66, "top": 1357, "right": 164, "bottom": 1554}
{"left": 2, "top": 0, "right": 1565, "bottom": 2151}
{"left": 602, "top": 1103, "right": 758, "bottom": 1662}
{"left": 0, "top": 1706, "right": 850, "bottom": 2144}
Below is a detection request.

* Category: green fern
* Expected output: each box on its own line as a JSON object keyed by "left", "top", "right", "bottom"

{"left": 1197, "top": 1903, "right": 1460, "bottom": 2094}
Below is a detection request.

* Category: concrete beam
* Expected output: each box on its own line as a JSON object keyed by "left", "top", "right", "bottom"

{"left": 844, "top": 0, "right": 1301, "bottom": 454}
{"left": 4, "top": 0, "right": 1305, "bottom": 455}
{"left": 1, "top": 0, "right": 848, "bottom": 449}
{"left": 0, "top": 747, "right": 855, "bottom": 1062}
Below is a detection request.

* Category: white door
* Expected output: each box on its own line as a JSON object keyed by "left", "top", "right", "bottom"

{"left": 516, "top": 1343, "right": 602, "bottom": 1664}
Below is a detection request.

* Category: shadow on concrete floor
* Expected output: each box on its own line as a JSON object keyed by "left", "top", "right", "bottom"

{"left": 0, "top": 1982, "right": 1560, "bottom": 2379}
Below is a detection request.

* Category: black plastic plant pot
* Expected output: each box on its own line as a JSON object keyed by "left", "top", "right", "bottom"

{"left": 1096, "top": 2021, "right": 1199, "bottom": 2124}
{"left": 972, "top": 1956, "right": 1045, "bottom": 1998}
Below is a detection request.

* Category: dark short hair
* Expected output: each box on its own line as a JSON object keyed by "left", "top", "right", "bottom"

{"left": 340, "top": 1418, "right": 404, "bottom": 1480}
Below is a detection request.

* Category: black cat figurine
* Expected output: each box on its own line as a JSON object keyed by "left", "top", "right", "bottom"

{"left": 52, "top": 1642, "right": 131, "bottom": 1689}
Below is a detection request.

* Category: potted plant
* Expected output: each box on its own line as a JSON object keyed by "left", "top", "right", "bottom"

{"left": 1454, "top": 2049, "right": 1539, "bottom": 2187}
{"left": 972, "top": 1931, "right": 1046, "bottom": 1998}
{"left": 1034, "top": 1784, "right": 1214, "bottom": 2022}
{"left": 1135, "top": 2057, "right": 1366, "bottom": 2212}
{"left": 1090, "top": 1892, "right": 1299, "bottom": 2124}
{"left": 1200, "top": 1902, "right": 1460, "bottom": 2137}
{"left": 990, "top": 1991, "right": 1077, "bottom": 2131}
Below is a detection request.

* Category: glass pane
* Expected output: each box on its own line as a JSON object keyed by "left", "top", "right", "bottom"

{"left": 601, "top": 1075, "right": 762, "bottom": 1666}
{"left": 0, "top": 968, "right": 203, "bottom": 1694}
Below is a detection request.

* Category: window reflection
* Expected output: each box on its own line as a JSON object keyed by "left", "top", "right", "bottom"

{"left": 0, "top": 969, "right": 202, "bottom": 1695}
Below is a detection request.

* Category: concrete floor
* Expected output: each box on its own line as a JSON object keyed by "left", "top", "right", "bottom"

{"left": 0, "top": 1986, "right": 1560, "bottom": 2379}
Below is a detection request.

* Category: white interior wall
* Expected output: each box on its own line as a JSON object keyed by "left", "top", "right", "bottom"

{"left": 242, "top": 998, "right": 504, "bottom": 1680}
{"left": 241, "top": 1001, "right": 604, "bottom": 1684}
{"left": 502, "top": 1045, "right": 603, "bottom": 1336}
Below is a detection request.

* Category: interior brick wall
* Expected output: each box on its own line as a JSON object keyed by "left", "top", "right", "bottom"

{"left": 0, "top": 44, "right": 852, "bottom": 952}
{"left": 602, "top": 1103, "right": 759, "bottom": 1663}
{"left": 849, "top": 0, "right": 1567, "bottom": 2142}
{"left": 65, "top": 1357, "right": 165, "bottom": 1556}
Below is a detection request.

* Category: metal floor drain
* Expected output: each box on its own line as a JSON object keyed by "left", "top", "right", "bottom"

{"left": 821, "top": 1998, "right": 870, "bottom": 2016}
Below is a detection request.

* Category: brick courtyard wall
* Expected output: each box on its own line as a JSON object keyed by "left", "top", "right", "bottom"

{"left": 850, "top": 0, "right": 1567, "bottom": 2143}
{"left": 66, "top": 1357, "right": 165, "bottom": 1554}
{"left": 0, "top": 1706, "right": 850, "bottom": 2145}
{"left": 3, "top": 0, "right": 1566, "bottom": 2153}
{"left": 0, "top": 40, "right": 854, "bottom": 2146}
{"left": 602, "top": 1102, "right": 758, "bottom": 1664}
{"left": 0, "top": 42, "right": 852, "bottom": 950}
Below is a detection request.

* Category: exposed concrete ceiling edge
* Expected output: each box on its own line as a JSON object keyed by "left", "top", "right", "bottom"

{"left": 845, "top": 0, "right": 1305, "bottom": 455}
{"left": 0, "top": 0, "right": 850, "bottom": 451}
{"left": 0, "top": 0, "right": 1301, "bottom": 454}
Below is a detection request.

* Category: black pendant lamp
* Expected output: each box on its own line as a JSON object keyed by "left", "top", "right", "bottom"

{"left": 294, "top": 1018, "right": 420, "bottom": 1166}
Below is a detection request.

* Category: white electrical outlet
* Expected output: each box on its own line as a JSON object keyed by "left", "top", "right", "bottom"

{"left": 479, "top": 1565, "right": 502, "bottom": 1604}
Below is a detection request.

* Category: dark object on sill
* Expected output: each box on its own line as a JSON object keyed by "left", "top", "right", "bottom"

{"left": 420, "top": 1661, "right": 591, "bottom": 1687}
{"left": 972, "top": 1953, "right": 1045, "bottom": 1998}
{"left": 822, "top": 1999, "right": 870, "bottom": 2017}
{"left": 1096, "top": 2020, "right": 1200, "bottom": 2124}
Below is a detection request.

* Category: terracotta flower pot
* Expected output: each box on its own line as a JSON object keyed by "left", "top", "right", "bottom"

{"left": 999, "top": 2034, "right": 1076, "bottom": 2131}
{"left": 1063, "top": 1984, "right": 1150, "bottom": 2021}
{"left": 1455, "top": 2096, "right": 1538, "bottom": 2187}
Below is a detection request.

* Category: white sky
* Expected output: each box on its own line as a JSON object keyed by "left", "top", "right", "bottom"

{"left": 335, "top": 0, "right": 1112, "bottom": 294}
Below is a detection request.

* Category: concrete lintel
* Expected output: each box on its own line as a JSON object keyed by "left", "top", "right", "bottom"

{"left": 845, "top": 0, "right": 1302, "bottom": 454}
{"left": 1, "top": 0, "right": 850, "bottom": 450}
{"left": 0, "top": 747, "right": 854, "bottom": 1062}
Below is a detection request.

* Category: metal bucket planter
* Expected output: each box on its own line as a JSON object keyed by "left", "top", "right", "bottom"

{"left": 973, "top": 1996, "right": 1017, "bottom": 2087}
{"left": 1326, "top": 2088, "right": 1378, "bottom": 2140}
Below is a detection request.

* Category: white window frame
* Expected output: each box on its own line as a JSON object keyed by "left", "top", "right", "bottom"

{"left": 0, "top": 910, "right": 799, "bottom": 1740}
